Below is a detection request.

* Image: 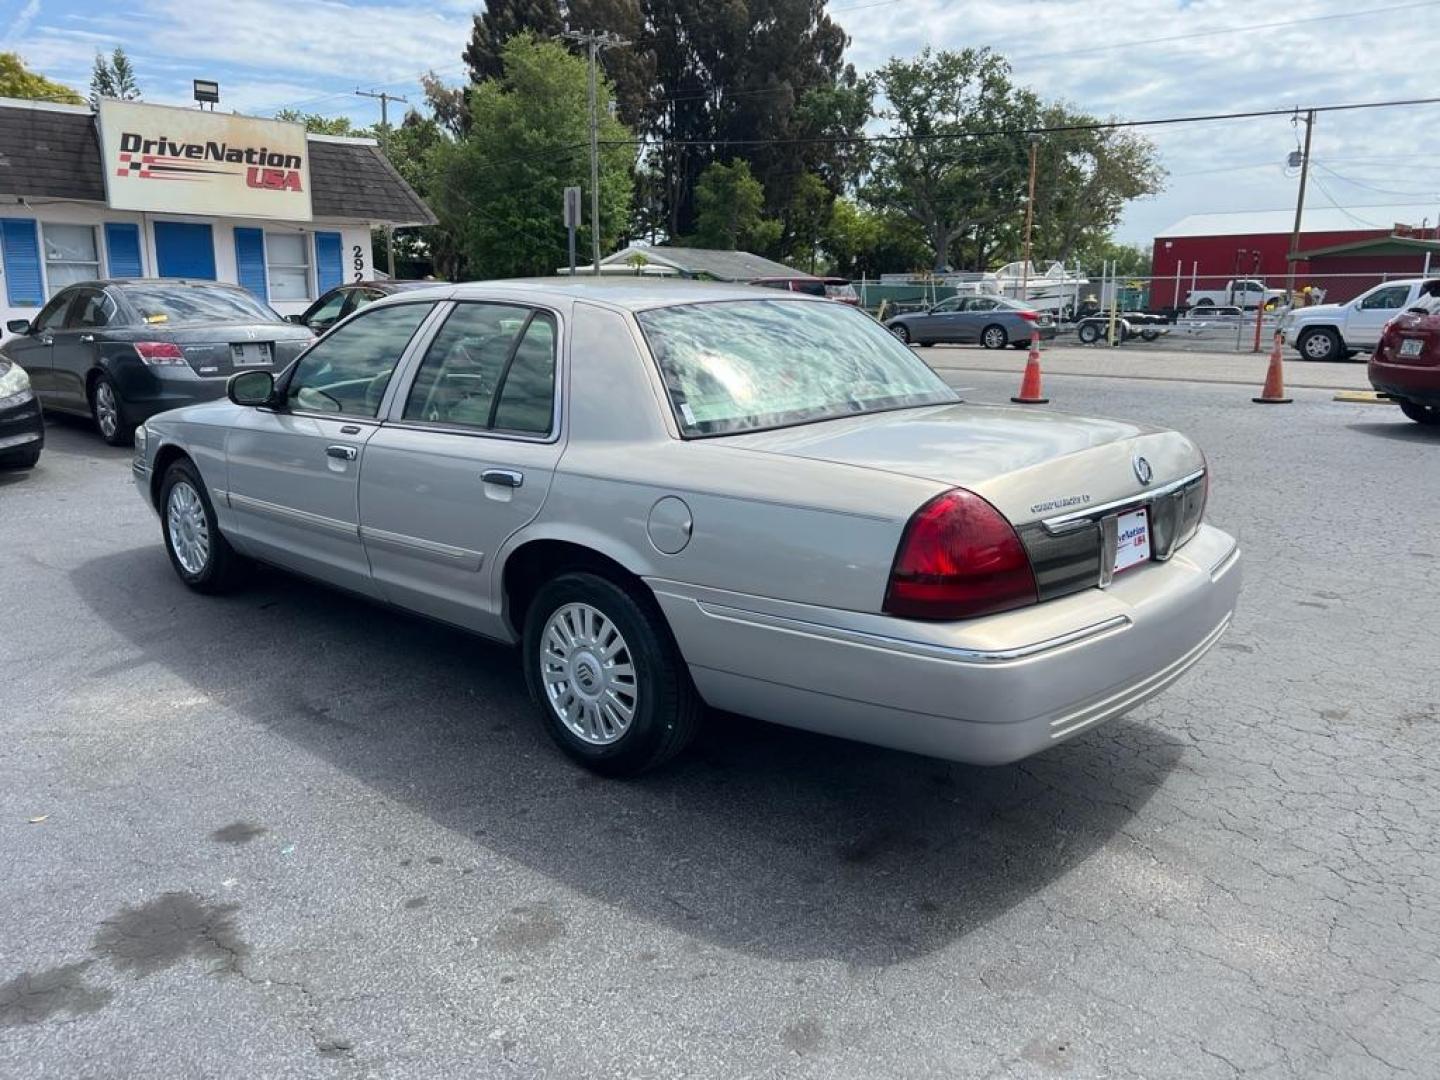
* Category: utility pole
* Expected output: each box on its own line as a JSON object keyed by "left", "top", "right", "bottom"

{"left": 1021, "top": 135, "right": 1039, "bottom": 304}
{"left": 1285, "top": 109, "right": 1315, "bottom": 299}
{"left": 354, "top": 88, "right": 408, "bottom": 131}
{"left": 356, "top": 89, "right": 409, "bottom": 280}
{"left": 560, "top": 28, "right": 628, "bottom": 275}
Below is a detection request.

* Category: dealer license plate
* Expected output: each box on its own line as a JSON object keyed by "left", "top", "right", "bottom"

{"left": 1113, "top": 508, "right": 1151, "bottom": 574}
{"left": 1399, "top": 338, "right": 1424, "bottom": 358}
{"left": 231, "top": 342, "right": 273, "bottom": 367}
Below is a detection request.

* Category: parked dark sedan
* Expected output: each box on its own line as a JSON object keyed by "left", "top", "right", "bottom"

{"left": 885, "top": 295, "right": 1057, "bottom": 349}
{"left": 0, "top": 355, "right": 43, "bottom": 469}
{"left": 291, "top": 280, "right": 441, "bottom": 333}
{"left": 2, "top": 280, "right": 313, "bottom": 446}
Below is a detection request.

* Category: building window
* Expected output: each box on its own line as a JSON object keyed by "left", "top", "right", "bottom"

{"left": 266, "top": 232, "right": 311, "bottom": 301}
{"left": 42, "top": 223, "right": 101, "bottom": 293}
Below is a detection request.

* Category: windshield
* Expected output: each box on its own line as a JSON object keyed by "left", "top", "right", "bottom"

{"left": 120, "top": 284, "right": 282, "bottom": 326}
{"left": 636, "top": 299, "right": 958, "bottom": 436}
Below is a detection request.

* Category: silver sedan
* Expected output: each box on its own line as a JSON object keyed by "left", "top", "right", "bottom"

{"left": 132, "top": 280, "right": 1240, "bottom": 775}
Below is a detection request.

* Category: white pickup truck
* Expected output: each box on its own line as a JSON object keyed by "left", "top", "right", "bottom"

{"left": 1186, "top": 279, "right": 1287, "bottom": 311}
{"left": 1280, "top": 278, "right": 1438, "bottom": 362}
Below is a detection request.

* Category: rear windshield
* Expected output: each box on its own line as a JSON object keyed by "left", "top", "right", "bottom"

{"left": 636, "top": 299, "right": 958, "bottom": 436}
{"left": 120, "top": 284, "right": 282, "bottom": 326}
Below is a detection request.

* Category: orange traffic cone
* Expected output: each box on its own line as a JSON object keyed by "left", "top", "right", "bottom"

{"left": 1252, "top": 332, "right": 1293, "bottom": 404}
{"left": 1011, "top": 331, "right": 1049, "bottom": 404}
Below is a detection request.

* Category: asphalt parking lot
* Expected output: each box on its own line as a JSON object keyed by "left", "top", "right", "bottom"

{"left": 2, "top": 364, "right": 1438, "bottom": 1079}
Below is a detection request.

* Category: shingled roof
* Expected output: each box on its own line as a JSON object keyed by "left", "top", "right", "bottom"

{"left": 0, "top": 99, "right": 433, "bottom": 226}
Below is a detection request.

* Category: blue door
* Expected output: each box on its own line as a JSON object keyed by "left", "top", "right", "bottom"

{"left": 153, "top": 221, "right": 216, "bottom": 280}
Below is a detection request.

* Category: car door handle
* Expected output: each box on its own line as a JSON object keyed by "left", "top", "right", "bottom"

{"left": 39, "top": 336, "right": 53, "bottom": 346}
{"left": 79, "top": 334, "right": 95, "bottom": 343}
{"left": 325, "top": 444, "right": 358, "bottom": 461}
{"left": 481, "top": 469, "right": 523, "bottom": 488}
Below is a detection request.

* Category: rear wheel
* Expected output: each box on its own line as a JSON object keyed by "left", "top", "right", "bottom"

{"left": 981, "top": 324, "right": 1008, "bottom": 350}
{"left": 1399, "top": 399, "right": 1440, "bottom": 425}
{"left": 159, "top": 459, "right": 249, "bottom": 593}
{"left": 1297, "top": 327, "right": 1342, "bottom": 362}
{"left": 889, "top": 323, "right": 911, "bottom": 345}
{"left": 1077, "top": 321, "right": 1102, "bottom": 345}
{"left": 90, "top": 374, "right": 135, "bottom": 447}
{"left": 523, "top": 572, "right": 701, "bottom": 776}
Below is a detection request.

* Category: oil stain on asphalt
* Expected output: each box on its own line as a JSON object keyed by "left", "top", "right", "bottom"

{"left": 0, "top": 961, "right": 114, "bottom": 1027}
{"left": 210, "top": 822, "right": 269, "bottom": 844}
{"left": 91, "top": 892, "right": 247, "bottom": 976}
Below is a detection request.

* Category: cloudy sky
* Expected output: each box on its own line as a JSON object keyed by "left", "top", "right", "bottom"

{"left": 4, "top": 0, "right": 1440, "bottom": 246}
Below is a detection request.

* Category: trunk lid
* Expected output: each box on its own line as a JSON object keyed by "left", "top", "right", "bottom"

{"left": 109, "top": 322, "right": 313, "bottom": 378}
{"left": 719, "top": 402, "right": 1203, "bottom": 526}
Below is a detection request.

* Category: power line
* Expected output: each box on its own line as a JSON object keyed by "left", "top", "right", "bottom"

{"left": 599, "top": 94, "right": 1440, "bottom": 150}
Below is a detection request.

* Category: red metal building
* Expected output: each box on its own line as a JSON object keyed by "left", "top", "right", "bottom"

{"left": 1150, "top": 203, "right": 1439, "bottom": 307}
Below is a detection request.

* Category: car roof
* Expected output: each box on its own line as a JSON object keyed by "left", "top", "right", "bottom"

{"left": 374, "top": 276, "right": 832, "bottom": 313}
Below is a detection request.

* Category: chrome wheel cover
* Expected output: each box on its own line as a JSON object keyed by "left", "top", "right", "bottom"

{"left": 1302, "top": 333, "right": 1332, "bottom": 360}
{"left": 166, "top": 481, "right": 211, "bottom": 576}
{"left": 540, "top": 602, "right": 638, "bottom": 746}
{"left": 983, "top": 327, "right": 1005, "bottom": 348}
{"left": 94, "top": 381, "right": 118, "bottom": 438}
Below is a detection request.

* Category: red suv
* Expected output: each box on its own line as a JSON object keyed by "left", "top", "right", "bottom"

{"left": 1371, "top": 283, "right": 1440, "bottom": 425}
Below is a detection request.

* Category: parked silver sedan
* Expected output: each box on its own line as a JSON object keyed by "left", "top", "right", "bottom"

{"left": 132, "top": 280, "right": 1240, "bottom": 776}
{"left": 884, "top": 295, "right": 1057, "bottom": 349}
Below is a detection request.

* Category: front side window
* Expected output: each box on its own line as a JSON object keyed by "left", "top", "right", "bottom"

{"left": 403, "top": 303, "right": 556, "bottom": 435}
{"left": 42, "top": 224, "right": 100, "bottom": 293}
{"left": 931, "top": 298, "right": 961, "bottom": 313}
{"left": 287, "top": 302, "right": 432, "bottom": 417}
{"left": 266, "top": 232, "right": 311, "bottom": 301}
{"left": 1361, "top": 285, "right": 1410, "bottom": 310}
{"left": 637, "top": 299, "right": 957, "bottom": 437}
{"left": 969, "top": 298, "right": 1000, "bottom": 312}
{"left": 32, "top": 291, "right": 74, "bottom": 333}
{"left": 304, "top": 289, "right": 348, "bottom": 330}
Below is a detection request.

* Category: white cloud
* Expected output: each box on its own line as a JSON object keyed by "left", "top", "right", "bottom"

{"left": 2, "top": 0, "right": 43, "bottom": 46}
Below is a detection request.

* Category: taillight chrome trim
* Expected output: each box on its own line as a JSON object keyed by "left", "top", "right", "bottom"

{"left": 1041, "top": 467, "right": 1206, "bottom": 534}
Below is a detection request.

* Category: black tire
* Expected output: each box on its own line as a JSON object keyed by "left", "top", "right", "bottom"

{"left": 1140, "top": 328, "right": 1161, "bottom": 342}
{"left": 1077, "top": 321, "right": 1102, "bottom": 345}
{"left": 1398, "top": 399, "right": 1440, "bottom": 425}
{"left": 980, "top": 324, "right": 1008, "bottom": 350}
{"left": 1195, "top": 298, "right": 1214, "bottom": 308}
{"left": 1297, "top": 327, "right": 1342, "bottom": 363}
{"left": 158, "top": 458, "right": 249, "bottom": 594}
{"left": 90, "top": 373, "right": 135, "bottom": 447}
{"left": 523, "top": 571, "right": 701, "bottom": 777}
{"left": 919, "top": 341, "right": 935, "bottom": 348}
{"left": 889, "top": 323, "right": 911, "bottom": 345}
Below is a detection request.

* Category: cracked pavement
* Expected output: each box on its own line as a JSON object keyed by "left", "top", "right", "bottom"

{"left": 1, "top": 370, "right": 1437, "bottom": 1078}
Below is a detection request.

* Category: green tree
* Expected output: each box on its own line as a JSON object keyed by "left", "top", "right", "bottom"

{"left": 866, "top": 48, "right": 1038, "bottom": 272}
{"left": 821, "top": 199, "right": 930, "bottom": 278}
{"left": 89, "top": 47, "right": 140, "bottom": 108}
{"left": 431, "top": 34, "right": 633, "bottom": 278}
{"left": 692, "top": 159, "right": 780, "bottom": 252}
{"left": 0, "top": 52, "right": 83, "bottom": 105}
{"left": 274, "top": 110, "right": 369, "bottom": 137}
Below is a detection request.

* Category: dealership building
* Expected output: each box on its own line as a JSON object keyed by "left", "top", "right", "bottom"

{"left": 0, "top": 97, "right": 433, "bottom": 334}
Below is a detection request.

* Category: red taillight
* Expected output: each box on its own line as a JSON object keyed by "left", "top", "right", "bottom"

{"left": 1017, "top": 309, "right": 1039, "bottom": 322}
{"left": 134, "top": 341, "right": 186, "bottom": 366}
{"left": 884, "top": 488, "right": 1037, "bottom": 620}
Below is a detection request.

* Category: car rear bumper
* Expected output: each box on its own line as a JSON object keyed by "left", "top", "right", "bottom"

{"left": 0, "top": 388, "right": 44, "bottom": 462}
{"left": 111, "top": 365, "right": 231, "bottom": 422}
{"left": 649, "top": 524, "right": 1240, "bottom": 765}
{"left": 1370, "top": 357, "right": 1440, "bottom": 403}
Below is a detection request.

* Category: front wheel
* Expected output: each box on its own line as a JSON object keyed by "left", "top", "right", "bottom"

{"left": 1399, "top": 399, "right": 1440, "bottom": 425}
{"left": 523, "top": 572, "right": 701, "bottom": 776}
{"left": 91, "top": 374, "right": 135, "bottom": 447}
{"left": 981, "top": 324, "right": 1008, "bottom": 350}
{"left": 159, "top": 459, "right": 249, "bottom": 593}
{"left": 1077, "top": 321, "right": 1102, "bottom": 345}
{"left": 1297, "top": 327, "right": 1342, "bottom": 362}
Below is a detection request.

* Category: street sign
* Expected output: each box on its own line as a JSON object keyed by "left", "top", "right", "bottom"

{"left": 563, "top": 186, "right": 582, "bottom": 229}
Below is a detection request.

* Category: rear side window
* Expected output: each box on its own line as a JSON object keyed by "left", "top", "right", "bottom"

{"left": 68, "top": 288, "right": 119, "bottom": 329}
{"left": 287, "top": 303, "right": 432, "bottom": 417}
{"left": 1360, "top": 285, "right": 1410, "bottom": 310}
{"left": 403, "top": 303, "right": 556, "bottom": 436}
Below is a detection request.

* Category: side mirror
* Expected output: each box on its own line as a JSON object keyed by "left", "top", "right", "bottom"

{"left": 228, "top": 370, "right": 276, "bottom": 407}
{"left": 284, "top": 314, "right": 305, "bottom": 325}
{"left": 6, "top": 319, "right": 31, "bottom": 334}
